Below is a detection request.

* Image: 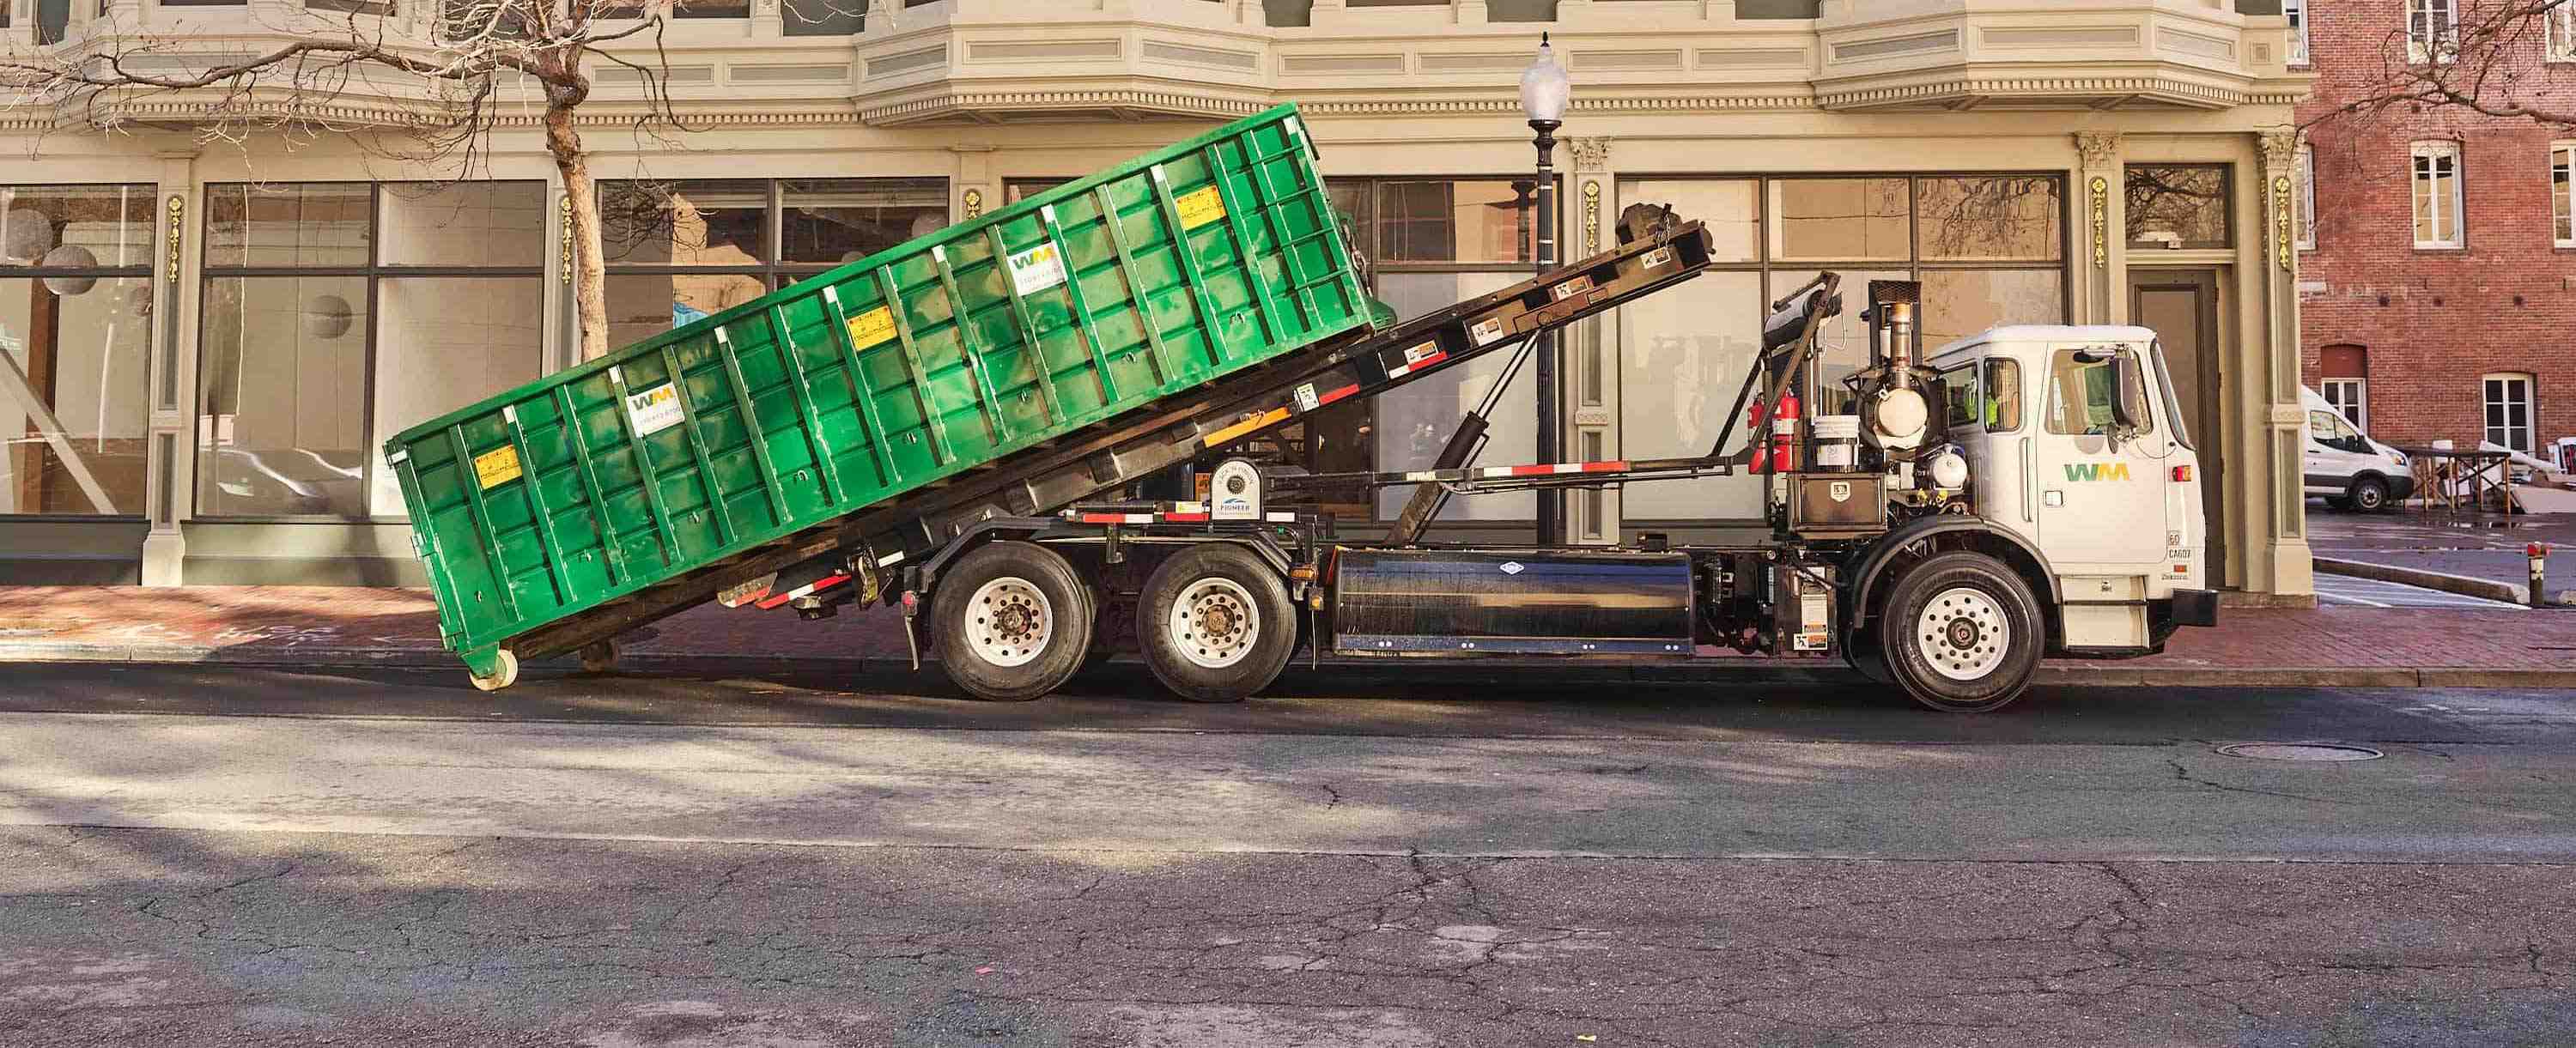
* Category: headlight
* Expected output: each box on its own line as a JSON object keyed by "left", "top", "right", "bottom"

{"left": 1928, "top": 448, "right": 1971, "bottom": 489}
{"left": 2388, "top": 451, "right": 2408, "bottom": 465}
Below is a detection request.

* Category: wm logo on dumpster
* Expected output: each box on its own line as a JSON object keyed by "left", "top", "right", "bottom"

{"left": 2063, "top": 462, "right": 2133, "bottom": 482}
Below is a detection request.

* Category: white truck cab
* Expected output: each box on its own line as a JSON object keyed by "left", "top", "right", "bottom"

{"left": 1926, "top": 325, "right": 2214, "bottom": 656}
{"left": 2300, "top": 387, "right": 2413, "bottom": 512}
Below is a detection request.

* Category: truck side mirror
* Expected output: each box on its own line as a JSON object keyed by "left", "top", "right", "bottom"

{"left": 2111, "top": 354, "right": 2148, "bottom": 433}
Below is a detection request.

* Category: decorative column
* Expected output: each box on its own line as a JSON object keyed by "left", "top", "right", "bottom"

{"left": 2257, "top": 128, "right": 2314, "bottom": 597}
{"left": 2072, "top": 130, "right": 2122, "bottom": 324}
{"left": 951, "top": 144, "right": 994, "bottom": 226}
{"left": 140, "top": 151, "right": 200, "bottom": 586}
{"left": 1568, "top": 136, "right": 1616, "bottom": 543}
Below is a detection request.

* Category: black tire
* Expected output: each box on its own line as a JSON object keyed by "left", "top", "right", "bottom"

{"left": 1879, "top": 550, "right": 2044, "bottom": 713}
{"left": 1137, "top": 543, "right": 1297, "bottom": 704}
{"left": 930, "top": 541, "right": 1096, "bottom": 702}
{"left": 2348, "top": 476, "right": 2392, "bottom": 513}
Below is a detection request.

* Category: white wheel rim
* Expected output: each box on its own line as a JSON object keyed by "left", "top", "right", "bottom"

{"left": 2356, "top": 486, "right": 2382, "bottom": 509}
{"left": 965, "top": 577, "right": 1053, "bottom": 669}
{"left": 1167, "top": 577, "right": 1261, "bottom": 670}
{"left": 1917, "top": 586, "right": 2009, "bottom": 682}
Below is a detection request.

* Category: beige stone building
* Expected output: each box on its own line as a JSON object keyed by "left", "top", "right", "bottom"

{"left": 0, "top": 0, "right": 2317, "bottom": 599}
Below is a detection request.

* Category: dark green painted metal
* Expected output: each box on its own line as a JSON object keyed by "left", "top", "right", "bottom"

{"left": 389, "top": 104, "right": 1369, "bottom": 672}
{"left": 550, "top": 385, "right": 629, "bottom": 591}
{"left": 1091, "top": 184, "right": 1179, "bottom": 386}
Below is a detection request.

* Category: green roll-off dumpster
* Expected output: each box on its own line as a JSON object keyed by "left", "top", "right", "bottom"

{"left": 387, "top": 105, "right": 1372, "bottom": 688}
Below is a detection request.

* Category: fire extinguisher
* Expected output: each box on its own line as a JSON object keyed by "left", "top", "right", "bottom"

{"left": 1771, "top": 388, "right": 1801, "bottom": 473}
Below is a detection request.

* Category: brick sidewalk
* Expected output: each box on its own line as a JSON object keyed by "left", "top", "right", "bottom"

{"left": 0, "top": 585, "right": 2568, "bottom": 688}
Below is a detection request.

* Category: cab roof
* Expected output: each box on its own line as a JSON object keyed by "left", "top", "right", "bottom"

{"left": 1929, "top": 324, "right": 2160, "bottom": 359}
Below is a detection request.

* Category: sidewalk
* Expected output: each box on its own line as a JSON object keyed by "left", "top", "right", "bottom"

{"left": 3, "top": 585, "right": 2569, "bottom": 689}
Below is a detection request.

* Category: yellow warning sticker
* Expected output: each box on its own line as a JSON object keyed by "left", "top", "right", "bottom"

{"left": 473, "top": 445, "right": 522, "bottom": 490}
{"left": 846, "top": 306, "right": 896, "bottom": 351}
{"left": 1175, "top": 185, "right": 1226, "bottom": 230}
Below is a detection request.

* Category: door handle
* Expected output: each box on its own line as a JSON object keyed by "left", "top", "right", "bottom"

{"left": 2020, "top": 438, "right": 2034, "bottom": 522}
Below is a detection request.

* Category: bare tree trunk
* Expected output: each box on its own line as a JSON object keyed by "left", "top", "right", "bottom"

{"left": 543, "top": 99, "right": 610, "bottom": 361}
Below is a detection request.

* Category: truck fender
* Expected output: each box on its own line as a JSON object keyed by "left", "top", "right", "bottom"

{"left": 1846, "top": 517, "right": 2061, "bottom": 633}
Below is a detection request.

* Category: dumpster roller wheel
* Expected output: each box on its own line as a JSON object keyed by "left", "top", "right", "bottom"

{"left": 580, "top": 639, "right": 620, "bottom": 674}
{"left": 468, "top": 648, "right": 520, "bottom": 692}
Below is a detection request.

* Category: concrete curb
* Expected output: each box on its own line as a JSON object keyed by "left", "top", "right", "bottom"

{"left": 4, "top": 642, "right": 2572, "bottom": 690}
{"left": 2312, "top": 556, "right": 2530, "bottom": 605}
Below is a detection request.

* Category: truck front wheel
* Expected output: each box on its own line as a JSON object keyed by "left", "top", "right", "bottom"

{"left": 1139, "top": 544, "right": 1297, "bottom": 703}
{"left": 932, "top": 541, "right": 1097, "bottom": 702}
{"left": 1879, "top": 551, "right": 2043, "bottom": 713}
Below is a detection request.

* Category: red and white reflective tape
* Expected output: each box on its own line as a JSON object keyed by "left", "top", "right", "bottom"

{"left": 1386, "top": 348, "right": 1449, "bottom": 379}
{"left": 1399, "top": 460, "right": 1632, "bottom": 482}
{"left": 1069, "top": 510, "right": 1303, "bottom": 525}
{"left": 755, "top": 572, "right": 849, "bottom": 609}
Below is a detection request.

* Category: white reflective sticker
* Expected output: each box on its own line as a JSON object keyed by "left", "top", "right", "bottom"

{"left": 625, "top": 382, "right": 685, "bottom": 436}
{"left": 1008, "top": 242, "right": 1067, "bottom": 296}
{"left": 1292, "top": 384, "right": 1320, "bottom": 412}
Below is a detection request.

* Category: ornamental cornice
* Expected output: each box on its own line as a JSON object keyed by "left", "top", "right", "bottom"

{"left": 861, "top": 89, "right": 1267, "bottom": 125}
{"left": 1815, "top": 76, "right": 2255, "bottom": 111}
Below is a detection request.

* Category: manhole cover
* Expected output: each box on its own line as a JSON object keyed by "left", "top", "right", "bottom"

{"left": 2216, "top": 742, "right": 2384, "bottom": 762}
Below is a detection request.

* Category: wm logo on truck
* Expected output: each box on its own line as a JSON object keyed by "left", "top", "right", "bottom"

{"left": 2063, "top": 462, "right": 2133, "bottom": 482}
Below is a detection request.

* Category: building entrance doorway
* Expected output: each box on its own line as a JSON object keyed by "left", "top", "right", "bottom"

{"left": 2129, "top": 269, "right": 2226, "bottom": 585}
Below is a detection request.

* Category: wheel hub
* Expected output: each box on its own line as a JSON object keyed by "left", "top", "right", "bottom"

{"left": 966, "top": 577, "right": 1053, "bottom": 669}
{"left": 1169, "top": 578, "right": 1261, "bottom": 669}
{"left": 1917, "top": 586, "right": 2009, "bottom": 682}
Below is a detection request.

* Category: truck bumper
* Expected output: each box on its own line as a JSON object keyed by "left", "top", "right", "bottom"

{"left": 2384, "top": 475, "right": 2418, "bottom": 501}
{"left": 2169, "top": 588, "right": 2220, "bottom": 628}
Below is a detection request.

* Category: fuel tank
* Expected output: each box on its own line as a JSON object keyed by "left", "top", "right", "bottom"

{"left": 1331, "top": 548, "right": 1694, "bottom": 656}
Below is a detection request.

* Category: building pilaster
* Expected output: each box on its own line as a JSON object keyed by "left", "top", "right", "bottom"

{"left": 2072, "top": 131, "right": 2122, "bottom": 324}
{"left": 2256, "top": 127, "right": 2314, "bottom": 597}
{"left": 140, "top": 152, "right": 201, "bottom": 586}
{"left": 1568, "top": 136, "right": 1613, "bottom": 542}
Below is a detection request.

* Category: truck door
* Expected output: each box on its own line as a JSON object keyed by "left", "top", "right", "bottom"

{"left": 2032, "top": 344, "right": 2170, "bottom": 571}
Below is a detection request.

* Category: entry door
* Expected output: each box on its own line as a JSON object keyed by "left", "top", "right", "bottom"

{"left": 2031, "top": 345, "right": 2172, "bottom": 571}
{"left": 2129, "top": 270, "right": 2223, "bottom": 582}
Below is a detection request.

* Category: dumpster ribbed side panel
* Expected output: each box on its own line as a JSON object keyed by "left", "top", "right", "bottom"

{"left": 389, "top": 105, "right": 1368, "bottom": 668}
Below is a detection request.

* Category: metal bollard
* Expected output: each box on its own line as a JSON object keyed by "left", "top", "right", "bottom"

{"left": 2530, "top": 542, "right": 2551, "bottom": 608}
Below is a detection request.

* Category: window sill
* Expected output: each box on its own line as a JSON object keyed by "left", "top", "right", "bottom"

{"left": 2412, "top": 244, "right": 2467, "bottom": 252}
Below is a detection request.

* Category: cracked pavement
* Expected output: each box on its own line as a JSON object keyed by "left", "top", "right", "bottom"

{"left": 1, "top": 663, "right": 2573, "bottom": 1045}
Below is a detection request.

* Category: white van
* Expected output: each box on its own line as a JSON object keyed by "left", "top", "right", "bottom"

{"left": 2302, "top": 387, "right": 2414, "bottom": 512}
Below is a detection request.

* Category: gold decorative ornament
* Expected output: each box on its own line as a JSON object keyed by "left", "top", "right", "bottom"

{"left": 2272, "top": 175, "right": 2293, "bottom": 271}
{"left": 1582, "top": 180, "right": 1601, "bottom": 253}
{"left": 963, "top": 188, "right": 984, "bottom": 219}
{"left": 2088, "top": 175, "right": 2109, "bottom": 269}
{"left": 164, "top": 194, "right": 183, "bottom": 274}
{"left": 558, "top": 195, "right": 573, "bottom": 284}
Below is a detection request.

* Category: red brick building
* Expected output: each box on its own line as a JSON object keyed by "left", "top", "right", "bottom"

{"left": 2295, "top": 0, "right": 2576, "bottom": 461}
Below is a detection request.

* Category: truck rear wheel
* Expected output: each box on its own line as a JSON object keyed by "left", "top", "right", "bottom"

{"left": 1139, "top": 544, "right": 1297, "bottom": 703}
{"left": 932, "top": 541, "right": 1096, "bottom": 702}
{"left": 1880, "top": 551, "right": 2042, "bottom": 713}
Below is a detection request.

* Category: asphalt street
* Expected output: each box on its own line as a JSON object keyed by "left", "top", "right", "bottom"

{"left": 3, "top": 663, "right": 2573, "bottom": 1046}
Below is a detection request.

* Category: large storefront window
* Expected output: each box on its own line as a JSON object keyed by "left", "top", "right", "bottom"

{"left": 0, "top": 185, "right": 155, "bottom": 516}
{"left": 197, "top": 182, "right": 546, "bottom": 518}
{"left": 598, "top": 178, "right": 945, "bottom": 348}
{"left": 1312, "top": 178, "right": 1543, "bottom": 522}
{"left": 1618, "top": 174, "right": 2067, "bottom": 524}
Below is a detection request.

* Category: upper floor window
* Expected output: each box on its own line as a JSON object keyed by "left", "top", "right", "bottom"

{"left": 2295, "top": 146, "right": 2317, "bottom": 250}
{"left": 2411, "top": 142, "right": 2463, "bottom": 249}
{"left": 2549, "top": 3, "right": 2576, "bottom": 62}
{"left": 2554, "top": 145, "right": 2573, "bottom": 247}
{"left": 2285, "top": 0, "right": 2310, "bottom": 65}
{"left": 2409, "top": 0, "right": 2458, "bottom": 64}
{"left": 2484, "top": 373, "right": 2535, "bottom": 453}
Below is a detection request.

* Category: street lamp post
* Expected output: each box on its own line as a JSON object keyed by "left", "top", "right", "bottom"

{"left": 1521, "top": 33, "right": 1569, "bottom": 546}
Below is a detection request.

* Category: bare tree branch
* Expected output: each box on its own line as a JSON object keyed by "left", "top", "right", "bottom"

{"left": 2300, "top": 0, "right": 2576, "bottom": 133}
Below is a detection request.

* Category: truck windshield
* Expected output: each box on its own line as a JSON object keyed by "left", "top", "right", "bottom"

{"left": 2149, "top": 339, "right": 2194, "bottom": 451}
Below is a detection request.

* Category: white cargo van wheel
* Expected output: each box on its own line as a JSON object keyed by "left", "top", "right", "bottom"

{"left": 1880, "top": 551, "right": 2042, "bottom": 713}
{"left": 2349, "top": 476, "right": 2391, "bottom": 512}
{"left": 933, "top": 541, "right": 1095, "bottom": 702}
{"left": 1139, "top": 544, "right": 1297, "bottom": 703}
